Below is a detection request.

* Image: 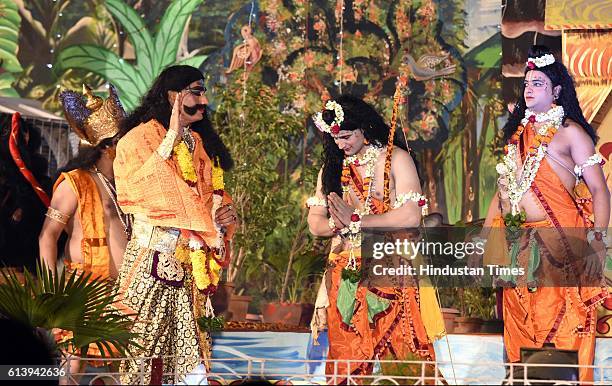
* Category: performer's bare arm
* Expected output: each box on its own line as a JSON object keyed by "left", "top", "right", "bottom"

{"left": 308, "top": 169, "right": 336, "bottom": 237}
{"left": 361, "top": 148, "right": 423, "bottom": 228}
{"left": 567, "top": 122, "right": 611, "bottom": 229}
{"left": 39, "top": 180, "right": 77, "bottom": 270}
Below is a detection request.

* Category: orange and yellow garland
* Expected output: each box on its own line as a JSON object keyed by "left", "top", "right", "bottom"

{"left": 173, "top": 137, "right": 228, "bottom": 296}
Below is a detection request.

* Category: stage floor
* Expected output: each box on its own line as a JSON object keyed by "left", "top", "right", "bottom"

{"left": 210, "top": 331, "right": 612, "bottom": 384}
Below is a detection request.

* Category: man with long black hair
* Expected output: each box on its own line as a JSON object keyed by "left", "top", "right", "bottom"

{"left": 112, "top": 65, "right": 237, "bottom": 384}
{"left": 39, "top": 85, "right": 128, "bottom": 280}
{"left": 306, "top": 95, "right": 443, "bottom": 382}
{"left": 479, "top": 45, "right": 609, "bottom": 382}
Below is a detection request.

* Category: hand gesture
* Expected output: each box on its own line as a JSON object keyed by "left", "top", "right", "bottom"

{"left": 169, "top": 91, "right": 185, "bottom": 136}
{"left": 327, "top": 192, "right": 355, "bottom": 228}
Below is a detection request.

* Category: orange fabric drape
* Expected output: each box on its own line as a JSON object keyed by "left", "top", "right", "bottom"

{"left": 325, "top": 164, "right": 433, "bottom": 384}
{"left": 54, "top": 169, "right": 111, "bottom": 279}
{"left": 113, "top": 119, "right": 235, "bottom": 246}
{"left": 502, "top": 124, "right": 608, "bottom": 383}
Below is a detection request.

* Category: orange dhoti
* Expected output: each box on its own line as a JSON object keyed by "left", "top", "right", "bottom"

{"left": 500, "top": 123, "right": 608, "bottom": 383}
{"left": 325, "top": 250, "right": 434, "bottom": 384}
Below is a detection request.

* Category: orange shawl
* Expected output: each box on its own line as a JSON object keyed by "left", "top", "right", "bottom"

{"left": 114, "top": 119, "right": 235, "bottom": 245}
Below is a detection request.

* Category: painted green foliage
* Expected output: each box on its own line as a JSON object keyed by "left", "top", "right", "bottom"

{"left": 0, "top": 0, "right": 23, "bottom": 97}
{"left": 55, "top": 0, "right": 208, "bottom": 110}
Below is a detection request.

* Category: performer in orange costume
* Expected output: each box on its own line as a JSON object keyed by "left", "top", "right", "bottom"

{"left": 39, "top": 85, "right": 129, "bottom": 281}
{"left": 307, "top": 95, "right": 444, "bottom": 384}
{"left": 113, "top": 65, "right": 237, "bottom": 384}
{"left": 480, "top": 45, "right": 609, "bottom": 383}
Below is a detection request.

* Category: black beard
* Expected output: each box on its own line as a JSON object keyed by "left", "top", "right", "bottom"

{"left": 184, "top": 104, "right": 206, "bottom": 116}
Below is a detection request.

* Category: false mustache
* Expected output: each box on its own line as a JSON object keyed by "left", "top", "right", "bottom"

{"left": 183, "top": 104, "right": 207, "bottom": 116}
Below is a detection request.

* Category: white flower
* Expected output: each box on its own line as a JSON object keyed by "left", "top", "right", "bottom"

{"left": 526, "top": 53, "right": 555, "bottom": 68}
{"left": 496, "top": 162, "right": 508, "bottom": 175}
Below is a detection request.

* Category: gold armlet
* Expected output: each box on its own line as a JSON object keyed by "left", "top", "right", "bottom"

{"left": 157, "top": 128, "right": 180, "bottom": 160}
{"left": 45, "top": 207, "right": 70, "bottom": 225}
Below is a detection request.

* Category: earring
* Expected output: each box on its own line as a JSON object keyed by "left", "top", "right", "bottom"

{"left": 364, "top": 138, "right": 370, "bottom": 145}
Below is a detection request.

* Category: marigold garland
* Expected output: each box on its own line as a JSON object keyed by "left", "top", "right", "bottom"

{"left": 190, "top": 249, "right": 222, "bottom": 294}
{"left": 174, "top": 141, "right": 197, "bottom": 185}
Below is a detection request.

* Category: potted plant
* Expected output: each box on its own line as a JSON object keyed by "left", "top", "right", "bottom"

{"left": 212, "top": 77, "right": 308, "bottom": 320}
{"left": 260, "top": 200, "right": 324, "bottom": 326}
{"left": 454, "top": 287, "right": 498, "bottom": 333}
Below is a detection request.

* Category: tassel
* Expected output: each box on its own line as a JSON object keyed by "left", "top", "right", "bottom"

{"left": 205, "top": 295, "right": 215, "bottom": 318}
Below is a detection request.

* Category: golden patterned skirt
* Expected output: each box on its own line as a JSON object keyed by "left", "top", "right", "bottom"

{"left": 114, "top": 239, "right": 202, "bottom": 385}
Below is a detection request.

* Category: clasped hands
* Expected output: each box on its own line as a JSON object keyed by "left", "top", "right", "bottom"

{"left": 327, "top": 192, "right": 357, "bottom": 231}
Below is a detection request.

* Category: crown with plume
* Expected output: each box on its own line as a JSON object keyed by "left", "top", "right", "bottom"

{"left": 59, "top": 84, "right": 126, "bottom": 147}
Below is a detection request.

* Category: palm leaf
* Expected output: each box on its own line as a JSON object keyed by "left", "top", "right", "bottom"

{"left": 105, "top": 0, "right": 156, "bottom": 83}
{"left": 55, "top": 44, "right": 145, "bottom": 110}
{"left": 0, "top": 0, "right": 22, "bottom": 73}
{"left": 0, "top": 265, "right": 138, "bottom": 359}
{"left": 153, "top": 0, "right": 204, "bottom": 71}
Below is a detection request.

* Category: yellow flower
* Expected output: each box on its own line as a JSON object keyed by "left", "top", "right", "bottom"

{"left": 190, "top": 249, "right": 210, "bottom": 290}
{"left": 190, "top": 249, "right": 223, "bottom": 291}
{"left": 174, "top": 141, "right": 197, "bottom": 184}
{"left": 175, "top": 245, "right": 191, "bottom": 264}
{"left": 211, "top": 159, "right": 224, "bottom": 190}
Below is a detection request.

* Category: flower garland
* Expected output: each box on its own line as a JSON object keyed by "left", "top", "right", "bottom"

{"left": 174, "top": 141, "right": 197, "bottom": 185}
{"left": 313, "top": 100, "right": 344, "bottom": 134}
{"left": 521, "top": 105, "right": 564, "bottom": 130}
{"left": 393, "top": 191, "right": 429, "bottom": 216}
{"left": 574, "top": 153, "right": 605, "bottom": 178}
{"left": 339, "top": 146, "right": 383, "bottom": 271}
{"left": 496, "top": 106, "right": 563, "bottom": 214}
{"left": 306, "top": 196, "right": 327, "bottom": 207}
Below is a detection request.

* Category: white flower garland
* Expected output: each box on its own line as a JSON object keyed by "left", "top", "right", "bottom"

{"left": 526, "top": 53, "right": 555, "bottom": 68}
{"left": 574, "top": 153, "right": 605, "bottom": 178}
{"left": 392, "top": 191, "right": 429, "bottom": 216}
{"left": 521, "top": 105, "right": 564, "bottom": 130}
{"left": 497, "top": 106, "right": 563, "bottom": 215}
{"left": 339, "top": 146, "right": 383, "bottom": 270}
{"left": 341, "top": 146, "right": 383, "bottom": 195}
{"left": 306, "top": 196, "right": 327, "bottom": 207}
{"left": 313, "top": 100, "right": 345, "bottom": 134}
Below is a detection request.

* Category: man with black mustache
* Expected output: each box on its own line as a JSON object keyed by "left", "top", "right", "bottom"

{"left": 112, "top": 65, "right": 238, "bottom": 384}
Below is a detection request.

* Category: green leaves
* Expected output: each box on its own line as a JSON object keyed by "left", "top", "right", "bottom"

{"left": 55, "top": 0, "right": 204, "bottom": 111}
{"left": 0, "top": 265, "right": 138, "bottom": 358}
{"left": 55, "top": 44, "right": 146, "bottom": 108}
{"left": 153, "top": 0, "right": 203, "bottom": 71}
{"left": 0, "top": 0, "right": 23, "bottom": 96}
{"left": 105, "top": 0, "right": 156, "bottom": 81}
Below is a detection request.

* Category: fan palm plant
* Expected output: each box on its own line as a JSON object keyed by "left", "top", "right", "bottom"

{"left": 55, "top": 0, "right": 207, "bottom": 110}
{"left": 0, "top": 265, "right": 137, "bottom": 358}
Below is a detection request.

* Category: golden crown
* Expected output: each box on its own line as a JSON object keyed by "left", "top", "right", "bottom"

{"left": 59, "top": 84, "right": 126, "bottom": 147}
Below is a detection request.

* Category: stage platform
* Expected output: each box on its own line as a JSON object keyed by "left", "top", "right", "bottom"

{"left": 209, "top": 331, "right": 612, "bottom": 384}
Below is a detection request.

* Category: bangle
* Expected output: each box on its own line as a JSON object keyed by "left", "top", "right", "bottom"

{"left": 45, "top": 207, "right": 70, "bottom": 225}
